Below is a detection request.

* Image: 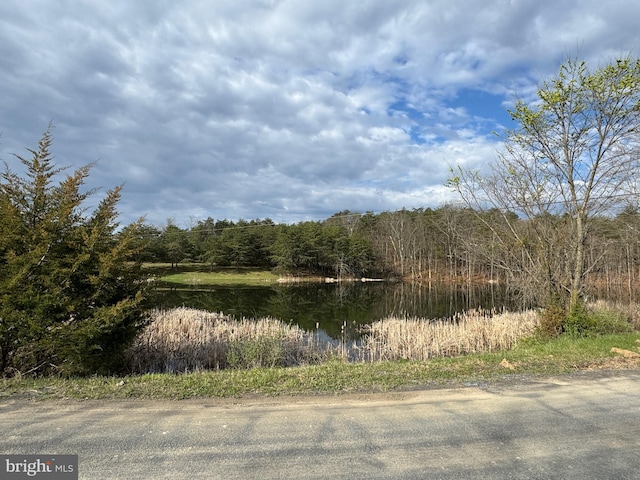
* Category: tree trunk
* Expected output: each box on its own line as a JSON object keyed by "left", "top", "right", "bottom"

{"left": 570, "top": 215, "right": 586, "bottom": 311}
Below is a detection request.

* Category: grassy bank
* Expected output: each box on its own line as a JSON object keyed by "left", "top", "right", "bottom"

{"left": 160, "top": 269, "right": 280, "bottom": 286}
{"left": 144, "top": 264, "right": 376, "bottom": 286}
{"left": 3, "top": 300, "right": 640, "bottom": 400}
{"left": 2, "top": 333, "right": 639, "bottom": 400}
{"left": 143, "top": 264, "right": 281, "bottom": 286}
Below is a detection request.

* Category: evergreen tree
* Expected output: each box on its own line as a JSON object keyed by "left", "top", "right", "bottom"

{"left": 0, "top": 129, "right": 148, "bottom": 376}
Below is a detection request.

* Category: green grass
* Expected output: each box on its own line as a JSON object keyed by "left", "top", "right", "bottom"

{"left": 3, "top": 333, "right": 638, "bottom": 401}
{"left": 143, "top": 264, "right": 281, "bottom": 286}
{"left": 160, "top": 270, "right": 280, "bottom": 286}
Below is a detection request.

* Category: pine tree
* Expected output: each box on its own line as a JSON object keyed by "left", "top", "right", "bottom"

{"left": 0, "top": 128, "right": 149, "bottom": 376}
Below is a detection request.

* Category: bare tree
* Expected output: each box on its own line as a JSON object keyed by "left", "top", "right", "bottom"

{"left": 450, "top": 56, "right": 640, "bottom": 310}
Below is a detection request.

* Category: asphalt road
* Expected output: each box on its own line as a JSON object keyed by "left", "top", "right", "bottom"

{"left": 2, "top": 371, "right": 640, "bottom": 479}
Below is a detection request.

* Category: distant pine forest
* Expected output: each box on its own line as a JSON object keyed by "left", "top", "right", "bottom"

{"left": 136, "top": 206, "right": 640, "bottom": 302}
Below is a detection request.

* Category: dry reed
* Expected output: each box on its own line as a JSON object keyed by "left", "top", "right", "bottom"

{"left": 126, "top": 307, "right": 331, "bottom": 373}
{"left": 127, "top": 307, "right": 541, "bottom": 373}
{"left": 358, "top": 309, "right": 539, "bottom": 362}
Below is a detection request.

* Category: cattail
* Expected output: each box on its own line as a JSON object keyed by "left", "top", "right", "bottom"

{"left": 126, "top": 307, "right": 334, "bottom": 373}
{"left": 358, "top": 309, "right": 538, "bottom": 362}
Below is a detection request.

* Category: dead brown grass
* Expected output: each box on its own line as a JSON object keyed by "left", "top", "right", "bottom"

{"left": 126, "top": 308, "right": 332, "bottom": 373}
{"left": 358, "top": 309, "right": 539, "bottom": 362}
{"left": 127, "top": 307, "right": 541, "bottom": 373}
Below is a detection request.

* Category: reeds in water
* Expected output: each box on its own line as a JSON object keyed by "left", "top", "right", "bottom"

{"left": 358, "top": 309, "right": 539, "bottom": 362}
{"left": 127, "top": 307, "right": 331, "bottom": 373}
{"left": 127, "top": 307, "right": 540, "bottom": 373}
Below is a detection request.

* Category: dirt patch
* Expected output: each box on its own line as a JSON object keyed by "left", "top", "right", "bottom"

{"left": 610, "top": 347, "right": 640, "bottom": 358}
{"left": 584, "top": 355, "right": 640, "bottom": 371}
{"left": 500, "top": 358, "right": 522, "bottom": 370}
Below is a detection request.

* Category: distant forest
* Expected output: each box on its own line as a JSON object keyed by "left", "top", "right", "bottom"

{"left": 136, "top": 206, "right": 640, "bottom": 299}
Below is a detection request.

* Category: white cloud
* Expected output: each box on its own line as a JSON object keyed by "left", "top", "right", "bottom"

{"left": 1, "top": 0, "right": 640, "bottom": 226}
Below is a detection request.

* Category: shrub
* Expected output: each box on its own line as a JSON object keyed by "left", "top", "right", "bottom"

{"left": 562, "top": 302, "right": 595, "bottom": 337}
{"left": 588, "top": 299, "right": 640, "bottom": 331}
{"left": 0, "top": 129, "right": 148, "bottom": 376}
{"left": 563, "top": 301, "right": 633, "bottom": 337}
{"left": 538, "top": 303, "right": 565, "bottom": 338}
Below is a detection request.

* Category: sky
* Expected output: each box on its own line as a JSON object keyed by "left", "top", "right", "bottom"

{"left": 1, "top": 0, "right": 639, "bottom": 228}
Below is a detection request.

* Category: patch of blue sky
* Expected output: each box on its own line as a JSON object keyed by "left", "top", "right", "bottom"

{"left": 448, "top": 88, "right": 515, "bottom": 133}
{"left": 388, "top": 99, "right": 423, "bottom": 121}
{"left": 387, "top": 99, "right": 430, "bottom": 144}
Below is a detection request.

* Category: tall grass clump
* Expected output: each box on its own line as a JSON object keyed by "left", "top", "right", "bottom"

{"left": 359, "top": 309, "right": 539, "bottom": 362}
{"left": 562, "top": 300, "right": 636, "bottom": 337}
{"left": 126, "top": 308, "right": 332, "bottom": 373}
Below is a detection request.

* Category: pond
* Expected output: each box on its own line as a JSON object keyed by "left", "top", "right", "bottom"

{"left": 151, "top": 281, "right": 523, "bottom": 340}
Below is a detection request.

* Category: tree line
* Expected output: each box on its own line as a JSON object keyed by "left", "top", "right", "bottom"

{"left": 138, "top": 204, "right": 640, "bottom": 301}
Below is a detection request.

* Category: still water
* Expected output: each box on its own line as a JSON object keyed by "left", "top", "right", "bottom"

{"left": 152, "top": 282, "right": 520, "bottom": 340}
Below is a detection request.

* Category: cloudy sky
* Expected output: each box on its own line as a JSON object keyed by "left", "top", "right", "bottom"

{"left": 1, "top": 1, "right": 639, "bottom": 227}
